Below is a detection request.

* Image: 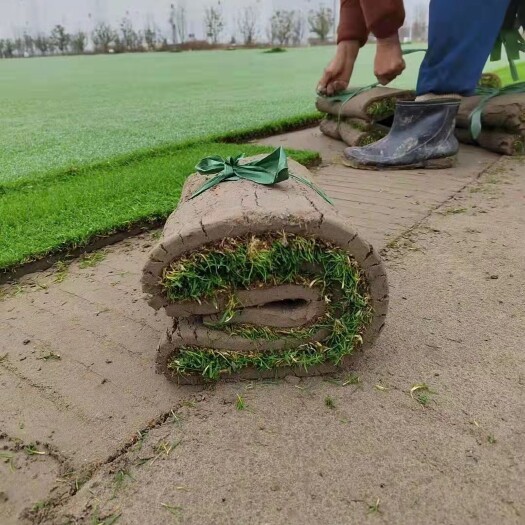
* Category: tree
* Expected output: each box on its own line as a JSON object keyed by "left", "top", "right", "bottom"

{"left": 70, "top": 32, "right": 87, "bottom": 54}
{"left": 13, "top": 37, "right": 25, "bottom": 56}
{"left": 33, "top": 34, "right": 51, "bottom": 55}
{"left": 268, "top": 10, "right": 296, "bottom": 46}
{"left": 51, "top": 25, "right": 71, "bottom": 53}
{"left": 120, "top": 17, "right": 140, "bottom": 51}
{"left": 292, "top": 12, "right": 305, "bottom": 45}
{"left": 0, "top": 40, "right": 4, "bottom": 58}
{"left": 24, "top": 33, "right": 34, "bottom": 55}
{"left": 169, "top": 3, "right": 187, "bottom": 44}
{"left": 92, "top": 23, "right": 117, "bottom": 53}
{"left": 411, "top": 4, "right": 428, "bottom": 42}
{"left": 308, "top": 6, "right": 334, "bottom": 42}
{"left": 204, "top": 5, "right": 224, "bottom": 44}
{"left": 143, "top": 26, "right": 159, "bottom": 50}
{"left": 4, "top": 39, "right": 14, "bottom": 57}
{"left": 237, "top": 5, "right": 259, "bottom": 45}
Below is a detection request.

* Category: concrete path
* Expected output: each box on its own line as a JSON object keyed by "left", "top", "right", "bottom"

{"left": 258, "top": 129, "right": 499, "bottom": 247}
{"left": 0, "top": 133, "right": 523, "bottom": 525}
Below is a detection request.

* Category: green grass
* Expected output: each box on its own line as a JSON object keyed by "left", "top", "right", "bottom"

{"left": 4, "top": 47, "right": 512, "bottom": 271}
{"left": 0, "top": 142, "right": 318, "bottom": 271}
{"left": 0, "top": 46, "right": 426, "bottom": 270}
{"left": 0, "top": 46, "right": 425, "bottom": 185}
{"left": 324, "top": 396, "right": 336, "bottom": 409}
{"left": 164, "top": 234, "right": 372, "bottom": 381}
{"left": 490, "top": 61, "right": 525, "bottom": 85}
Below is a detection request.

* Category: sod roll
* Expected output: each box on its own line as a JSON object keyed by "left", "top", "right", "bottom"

{"left": 456, "top": 94, "right": 525, "bottom": 134}
{"left": 455, "top": 127, "right": 525, "bottom": 156}
{"left": 316, "top": 87, "right": 415, "bottom": 122}
{"left": 320, "top": 117, "right": 389, "bottom": 147}
{"left": 142, "top": 157, "right": 388, "bottom": 384}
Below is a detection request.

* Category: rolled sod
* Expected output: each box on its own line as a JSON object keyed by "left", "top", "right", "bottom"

{"left": 456, "top": 93, "right": 525, "bottom": 134}
{"left": 320, "top": 117, "right": 389, "bottom": 147}
{"left": 316, "top": 87, "right": 415, "bottom": 122}
{"left": 142, "top": 158, "right": 388, "bottom": 384}
{"left": 455, "top": 127, "right": 525, "bottom": 156}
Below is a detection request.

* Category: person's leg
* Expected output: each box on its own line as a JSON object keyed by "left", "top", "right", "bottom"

{"left": 417, "top": 0, "right": 512, "bottom": 96}
{"left": 343, "top": 0, "right": 512, "bottom": 169}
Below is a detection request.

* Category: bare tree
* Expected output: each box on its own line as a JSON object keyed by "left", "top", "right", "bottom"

{"left": 51, "top": 24, "right": 71, "bottom": 53}
{"left": 23, "top": 33, "right": 34, "bottom": 55}
{"left": 237, "top": 5, "right": 259, "bottom": 45}
{"left": 144, "top": 26, "right": 159, "bottom": 50}
{"left": 268, "top": 10, "right": 295, "bottom": 46}
{"left": 204, "top": 5, "right": 225, "bottom": 44}
{"left": 34, "top": 34, "right": 51, "bottom": 55}
{"left": 4, "top": 39, "right": 14, "bottom": 57}
{"left": 120, "top": 17, "right": 140, "bottom": 50}
{"left": 92, "top": 23, "right": 118, "bottom": 53}
{"left": 308, "top": 6, "right": 334, "bottom": 42}
{"left": 411, "top": 4, "right": 428, "bottom": 42}
{"left": 70, "top": 32, "right": 87, "bottom": 54}
{"left": 169, "top": 3, "right": 187, "bottom": 44}
{"left": 292, "top": 12, "right": 305, "bottom": 45}
{"left": 13, "top": 37, "right": 24, "bottom": 56}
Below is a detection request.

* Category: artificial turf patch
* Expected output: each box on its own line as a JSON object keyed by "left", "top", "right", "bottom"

{"left": 162, "top": 233, "right": 373, "bottom": 381}
{"left": 0, "top": 144, "right": 319, "bottom": 271}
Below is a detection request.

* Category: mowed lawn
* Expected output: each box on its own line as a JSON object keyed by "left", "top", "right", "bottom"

{"left": 0, "top": 45, "right": 425, "bottom": 184}
{"left": 1, "top": 47, "right": 514, "bottom": 271}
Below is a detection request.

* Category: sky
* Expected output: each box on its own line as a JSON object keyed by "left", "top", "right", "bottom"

{"left": 0, "top": 0, "right": 428, "bottom": 41}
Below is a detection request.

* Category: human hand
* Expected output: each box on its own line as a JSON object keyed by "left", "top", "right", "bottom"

{"left": 374, "top": 33, "right": 405, "bottom": 85}
{"left": 317, "top": 40, "right": 360, "bottom": 96}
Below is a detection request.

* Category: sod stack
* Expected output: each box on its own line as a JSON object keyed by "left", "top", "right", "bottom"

{"left": 142, "top": 157, "right": 388, "bottom": 384}
{"left": 455, "top": 93, "right": 525, "bottom": 156}
{"left": 316, "top": 86, "right": 415, "bottom": 147}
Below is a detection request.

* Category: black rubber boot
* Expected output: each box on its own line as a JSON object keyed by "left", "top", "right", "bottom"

{"left": 343, "top": 99, "right": 460, "bottom": 170}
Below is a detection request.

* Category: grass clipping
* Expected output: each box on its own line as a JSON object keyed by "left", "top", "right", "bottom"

{"left": 161, "top": 233, "right": 373, "bottom": 381}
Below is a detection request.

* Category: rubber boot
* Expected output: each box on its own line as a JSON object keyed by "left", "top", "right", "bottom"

{"left": 343, "top": 99, "right": 461, "bottom": 170}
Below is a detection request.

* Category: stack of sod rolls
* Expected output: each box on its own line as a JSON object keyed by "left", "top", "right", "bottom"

{"left": 316, "top": 86, "right": 415, "bottom": 147}
{"left": 142, "top": 154, "right": 389, "bottom": 384}
{"left": 456, "top": 77, "right": 525, "bottom": 156}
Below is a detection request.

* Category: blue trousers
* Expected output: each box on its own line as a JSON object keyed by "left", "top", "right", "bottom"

{"left": 417, "top": 0, "right": 512, "bottom": 96}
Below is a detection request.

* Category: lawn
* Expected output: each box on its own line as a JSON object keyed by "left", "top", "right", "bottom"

{"left": 492, "top": 61, "right": 525, "bottom": 85}
{"left": 0, "top": 46, "right": 517, "bottom": 272}
{"left": 0, "top": 45, "right": 425, "bottom": 185}
{"left": 0, "top": 143, "right": 317, "bottom": 270}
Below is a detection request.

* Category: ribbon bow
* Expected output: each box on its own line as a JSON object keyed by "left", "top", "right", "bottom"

{"left": 190, "top": 147, "right": 333, "bottom": 204}
{"left": 469, "top": 81, "right": 525, "bottom": 140}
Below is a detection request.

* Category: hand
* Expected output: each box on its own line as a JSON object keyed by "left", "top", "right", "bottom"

{"left": 374, "top": 33, "right": 405, "bottom": 85}
{"left": 317, "top": 41, "right": 360, "bottom": 96}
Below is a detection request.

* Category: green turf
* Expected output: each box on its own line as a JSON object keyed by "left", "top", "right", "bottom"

{"left": 0, "top": 143, "right": 318, "bottom": 271}
{"left": 0, "top": 45, "right": 425, "bottom": 185}
{"left": 491, "top": 61, "right": 525, "bottom": 85}
{"left": 0, "top": 46, "right": 513, "bottom": 272}
{"left": 162, "top": 234, "right": 372, "bottom": 381}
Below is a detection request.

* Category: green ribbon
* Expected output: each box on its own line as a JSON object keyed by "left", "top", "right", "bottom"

{"left": 491, "top": 29, "right": 525, "bottom": 81}
{"left": 469, "top": 81, "right": 525, "bottom": 140}
{"left": 491, "top": 0, "right": 525, "bottom": 81}
{"left": 190, "top": 147, "right": 333, "bottom": 205}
